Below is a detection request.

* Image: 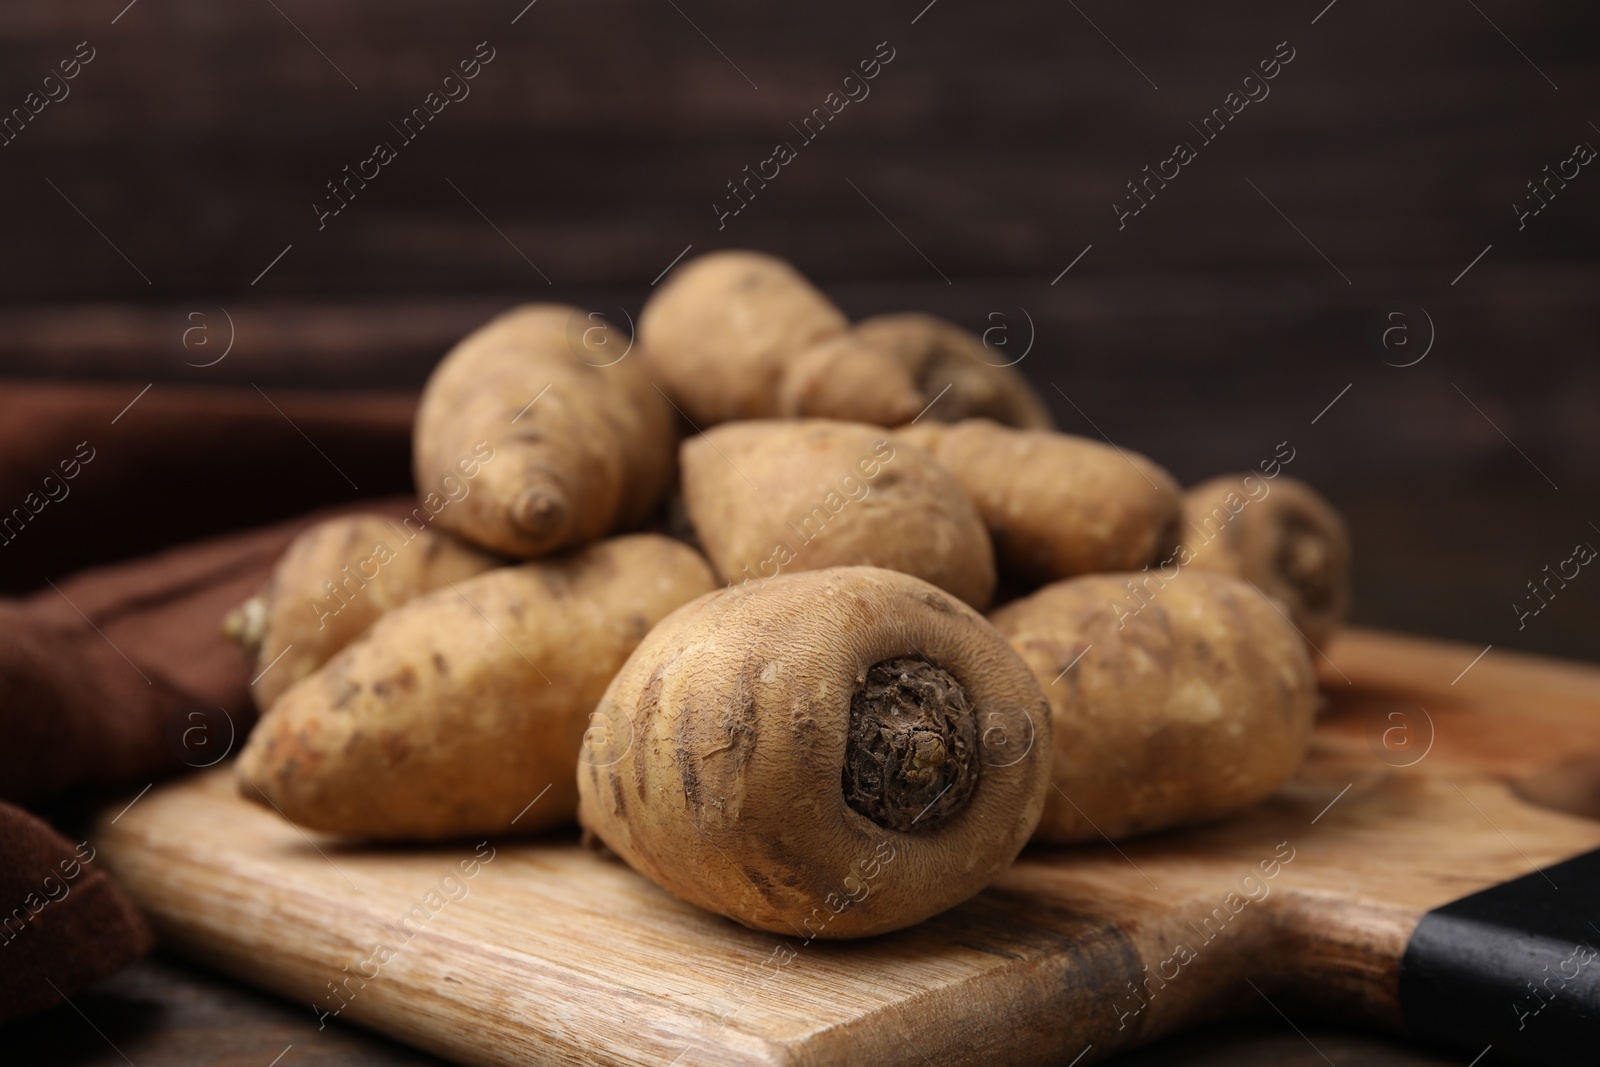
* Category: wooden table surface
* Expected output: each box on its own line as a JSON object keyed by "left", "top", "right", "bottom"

{"left": 5, "top": 953, "right": 1467, "bottom": 1067}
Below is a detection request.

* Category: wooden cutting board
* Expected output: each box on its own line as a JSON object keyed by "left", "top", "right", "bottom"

{"left": 89, "top": 629, "right": 1600, "bottom": 1066}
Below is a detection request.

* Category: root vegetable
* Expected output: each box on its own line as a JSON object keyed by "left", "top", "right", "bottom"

{"left": 638, "top": 250, "right": 848, "bottom": 426}
{"left": 236, "top": 534, "right": 716, "bottom": 840}
{"left": 576, "top": 566, "right": 1052, "bottom": 938}
{"left": 680, "top": 419, "right": 996, "bottom": 609}
{"left": 225, "top": 515, "right": 499, "bottom": 712}
{"left": 897, "top": 419, "right": 1181, "bottom": 586}
{"left": 1178, "top": 474, "right": 1351, "bottom": 648}
{"left": 778, "top": 313, "right": 1055, "bottom": 430}
{"left": 413, "top": 304, "right": 677, "bottom": 558}
{"left": 989, "top": 570, "right": 1316, "bottom": 844}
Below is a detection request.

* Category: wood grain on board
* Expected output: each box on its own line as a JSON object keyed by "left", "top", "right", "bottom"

{"left": 86, "top": 628, "right": 1600, "bottom": 1065}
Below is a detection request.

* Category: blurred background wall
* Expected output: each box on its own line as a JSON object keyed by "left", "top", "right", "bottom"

{"left": 0, "top": 0, "right": 1595, "bottom": 659}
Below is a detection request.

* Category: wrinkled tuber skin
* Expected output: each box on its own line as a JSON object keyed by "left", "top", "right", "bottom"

{"left": 681, "top": 419, "right": 997, "bottom": 609}
{"left": 778, "top": 313, "right": 1055, "bottom": 430}
{"left": 1178, "top": 474, "right": 1351, "bottom": 649}
{"left": 990, "top": 570, "right": 1316, "bottom": 845}
{"left": 638, "top": 250, "right": 848, "bottom": 426}
{"left": 899, "top": 419, "right": 1181, "bottom": 587}
{"left": 237, "top": 535, "right": 716, "bottom": 841}
{"left": 230, "top": 515, "right": 500, "bottom": 712}
{"left": 413, "top": 304, "right": 677, "bottom": 558}
{"left": 577, "top": 566, "right": 1052, "bottom": 938}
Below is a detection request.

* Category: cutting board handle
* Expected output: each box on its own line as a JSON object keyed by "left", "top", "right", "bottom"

{"left": 1399, "top": 848, "right": 1600, "bottom": 1066}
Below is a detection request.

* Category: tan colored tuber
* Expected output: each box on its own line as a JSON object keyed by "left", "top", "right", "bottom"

{"left": 898, "top": 419, "right": 1181, "bottom": 586}
{"left": 577, "top": 566, "right": 1053, "bottom": 938}
{"left": 236, "top": 534, "right": 716, "bottom": 840}
{"left": 225, "top": 514, "right": 500, "bottom": 712}
{"left": 638, "top": 250, "right": 848, "bottom": 426}
{"left": 778, "top": 313, "right": 1054, "bottom": 430}
{"left": 680, "top": 419, "right": 996, "bottom": 609}
{"left": 989, "top": 570, "right": 1317, "bottom": 844}
{"left": 413, "top": 304, "right": 677, "bottom": 558}
{"left": 1177, "top": 473, "right": 1351, "bottom": 648}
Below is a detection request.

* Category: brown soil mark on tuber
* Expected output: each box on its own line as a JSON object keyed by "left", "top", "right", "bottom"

{"left": 843, "top": 658, "right": 979, "bottom": 832}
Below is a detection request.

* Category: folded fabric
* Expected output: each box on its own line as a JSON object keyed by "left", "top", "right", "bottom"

{"left": 0, "top": 378, "right": 416, "bottom": 596}
{"left": 0, "top": 379, "right": 422, "bottom": 1023}
{"left": 1, "top": 498, "right": 416, "bottom": 804}
{"left": 0, "top": 798, "right": 154, "bottom": 1023}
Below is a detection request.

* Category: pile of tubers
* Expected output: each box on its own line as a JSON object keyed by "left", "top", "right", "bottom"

{"left": 232, "top": 250, "right": 1350, "bottom": 939}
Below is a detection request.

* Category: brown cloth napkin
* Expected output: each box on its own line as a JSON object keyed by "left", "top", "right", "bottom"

{"left": 2, "top": 496, "right": 416, "bottom": 804}
{"left": 0, "top": 799, "right": 155, "bottom": 1022}
{"left": 0, "top": 378, "right": 416, "bottom": 595}
{"left": 0, "top": 379, "right": 418, "bottom": 1020}
{"left": 1, "top": 378, "right": 421, "bottom": 802}
{"left": 0, "top": 375, "right": 422, "bottom": 799}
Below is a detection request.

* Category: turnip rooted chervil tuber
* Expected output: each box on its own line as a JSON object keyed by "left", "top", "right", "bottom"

{"left": 413, "top": 304, "right": 677, "bottom": 558}
{"left": 237, "top": 534, "right": 716, "bottom": 841}
{"left": 641, "top": 249, "right": 1055, "bottom": 430}
{"left": 226, "top": 514, "right": 499, "bottom": 712}
{"left": 1177, "top": 473, "right": 1351, "bottom": 648}
{"left": 639, "top": 250, "right": 848, "bottom": 426}
{"left": 990, "top": 570, "right": 1316, "bottom": 845}
{"left": 778, "top": 312, "right": 1055, "bottom": 430}
{"left": 899, "top": 418, "right": 1181, "bottom": 586}
{"left": 680, "top": 419, "right": 997, "bottom": 609}
{"left": 577, "top": 566, "right": 1053, "bottom": 939}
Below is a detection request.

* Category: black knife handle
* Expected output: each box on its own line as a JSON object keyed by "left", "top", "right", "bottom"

{"left": 1399, "top": 848, "right": 1600, "bottom": 1066}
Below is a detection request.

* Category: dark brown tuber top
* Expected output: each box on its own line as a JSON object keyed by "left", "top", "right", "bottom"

{"left": 842, "top": 658, "right": 979, "bottom": 832}
{"left": 1277, "top": 512, "right": 1334, "bottom": 611}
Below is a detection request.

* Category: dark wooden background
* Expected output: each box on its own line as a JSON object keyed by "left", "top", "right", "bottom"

{"left": 1, "top": 2, "right": 1596, "bottom": 1063}
{"left": 2, "top": 0, "right": 1595, "bottom": 661}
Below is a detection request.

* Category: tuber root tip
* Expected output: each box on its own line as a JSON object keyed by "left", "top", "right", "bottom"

{"left": 511, "top": 487, "right": 570, "bottom": 542}
{"left": 223, "top": 595, "right": 268, "bottom": 659}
